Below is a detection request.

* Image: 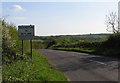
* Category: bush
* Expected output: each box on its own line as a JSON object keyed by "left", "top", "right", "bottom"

{"left": 106, "top": 33, "right": 120, "bottom": 49}
{"left": 95, "top": 33, "right": 120, "bottom": 56}
{"left": 32, "top": 40, "right": 45, "bottom": 49}
{"left": 2, "top": 20, "right": 19, "bottom": 63}
{"left": 2, "top": 20, "right": 31, "bottom": 63}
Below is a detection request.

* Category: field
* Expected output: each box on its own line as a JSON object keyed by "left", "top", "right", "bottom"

{"left": 33, "top": 33, "right": 120, "bottom": 57}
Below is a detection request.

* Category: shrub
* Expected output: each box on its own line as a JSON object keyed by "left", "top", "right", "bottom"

{"left": 95, "top": 33, "right": 120, "bottom": 56}
{"left": 101, "top": 33, "right": 120, "bottom": 49}
{"left": 2, "top": 20, "right": 30, "bottom": 63}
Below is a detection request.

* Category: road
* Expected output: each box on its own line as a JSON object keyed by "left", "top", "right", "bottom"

{"left": 38, "top": 49, "right": 119, "bottom": 82}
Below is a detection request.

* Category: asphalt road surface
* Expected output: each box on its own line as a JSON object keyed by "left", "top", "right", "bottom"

{"left": 38, "top": 49, "right": 119, "bottom": 82}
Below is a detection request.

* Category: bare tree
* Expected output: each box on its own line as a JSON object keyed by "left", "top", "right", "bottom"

{"left": 105, "top": 12, "right": 119, "bottom": 33}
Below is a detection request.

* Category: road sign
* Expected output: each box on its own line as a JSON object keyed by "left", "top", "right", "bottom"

{"left": 18, "top": 25, "right": 34, "bottom": 40}
{"left": 18, "top": 25, "right": 34, "bottom": 58}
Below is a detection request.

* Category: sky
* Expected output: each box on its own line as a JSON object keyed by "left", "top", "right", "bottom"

{"left": 2, "top": 1, "right": 118, "bottom": 36}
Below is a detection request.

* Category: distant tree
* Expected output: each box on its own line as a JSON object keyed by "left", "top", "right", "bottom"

{"left": 45, "top": 38, "right": 56, "bottom": 49}
{"left": 105, "top": 12, "right": 120, "bottom": 33}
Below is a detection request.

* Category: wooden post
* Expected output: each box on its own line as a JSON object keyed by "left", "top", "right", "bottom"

{"left": 22, "top": 40, "right": 24, "bottom": 55}
{"left": 30, "top": 40, "right": 32, "bottom": 58}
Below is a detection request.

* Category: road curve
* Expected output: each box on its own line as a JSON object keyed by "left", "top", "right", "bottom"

{"left": 38, "top": 49, "right": 119, "bottom": 81}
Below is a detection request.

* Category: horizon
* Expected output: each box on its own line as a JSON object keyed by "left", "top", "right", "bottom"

{"left": 35, "top": 33, "right": 111, "bottom": 37}
{"left": 2, "top": 2, "right": 118, "bottom": 36}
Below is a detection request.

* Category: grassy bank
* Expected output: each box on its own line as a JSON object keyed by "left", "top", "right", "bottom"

{"left": 55, "top": 48, "right": 94, "bottom": 54}
{"left": 2, "top": 20, "right": 68, "bottom": 82}
{"left": 94, "top": 33, "right": 120, "bottom": 57}
{"left": 54, "top": 33, "right": 120, "bottom": 57}
{"left": 33, "top": 33, "right": 119, "bottom": 57}
{"left": 54, "top": 47, "right": 119, "bottom": 57}
{"left": 3, "top": 49, "right": 67, "bottom": 82}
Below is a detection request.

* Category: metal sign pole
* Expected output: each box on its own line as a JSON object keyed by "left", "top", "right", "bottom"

{"left": 30, "top": 40, "right": 32, "bottom": 58}
{"left": 22, "top": 40, "right": 24, "bottom": 55}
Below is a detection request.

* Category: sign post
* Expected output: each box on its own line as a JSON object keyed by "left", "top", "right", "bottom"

{"left": 30, "top": 40, "right": 32, "bottom": 58}
{"left": 18, "top": 25, "right": 34, "bottom": 58}
{"left": 22, "top": 40, "right": 24, "bottom": 55}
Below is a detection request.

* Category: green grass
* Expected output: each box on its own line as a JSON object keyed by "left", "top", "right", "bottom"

{"left": 53, "top": 33, "right": 120, "bottom": 57}
{"left": 55, "top": 48, "right": 94, "bottom": 53}
{"left": 55, "top": 47, "right": 119, "bottom": 57}
{"left": 2, "top": 49, "right": 68, "bottom": 82}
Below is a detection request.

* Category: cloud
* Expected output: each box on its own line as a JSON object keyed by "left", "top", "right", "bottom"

{"left": 11, "top": 5, "right": 24, "bottom": 12}
{"left": 14, "top": 17, "right": 26, "bottom": 20}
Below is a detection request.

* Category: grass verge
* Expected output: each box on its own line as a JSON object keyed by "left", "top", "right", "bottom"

{"left": 2, "top": 49, "right": 68, "bottom": 82}
{"left": 55, "top": 48, "right": 119, "bottom": 58}
{"left": 54, "top": 48, "right": 94, "bottom": 54}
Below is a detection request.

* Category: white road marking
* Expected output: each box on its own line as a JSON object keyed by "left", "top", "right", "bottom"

{"left": 88, "top": 59, "right": 107, "bottom": 65}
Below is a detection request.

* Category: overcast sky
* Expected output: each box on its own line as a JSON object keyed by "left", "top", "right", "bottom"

{"left": 2, "top": 1, "right": 118, "bottom": 36}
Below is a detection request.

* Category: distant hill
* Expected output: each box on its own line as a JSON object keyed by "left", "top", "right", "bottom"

{"left": 36, "top": 33, "right": 110, "bottom": 41}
